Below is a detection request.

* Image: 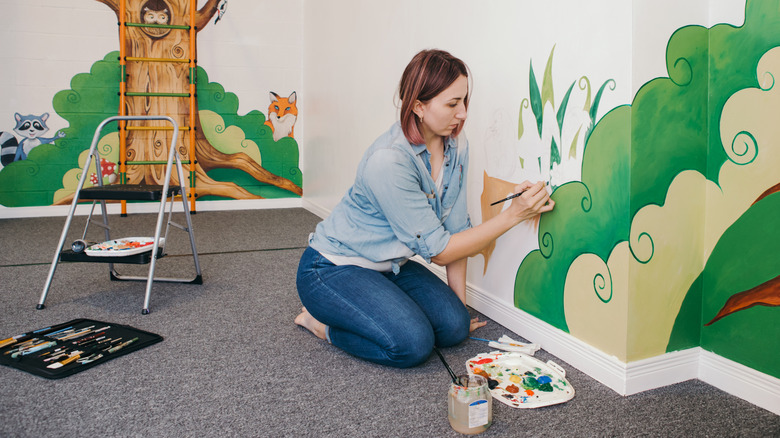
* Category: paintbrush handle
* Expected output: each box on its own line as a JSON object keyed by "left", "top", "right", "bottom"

{"left": 433, "top": 347, "right": 459, "bottom": 384}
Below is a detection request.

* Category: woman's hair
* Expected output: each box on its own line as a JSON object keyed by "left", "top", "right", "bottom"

{"left": 398, "top": 49, "right": 470, "bottom": 145}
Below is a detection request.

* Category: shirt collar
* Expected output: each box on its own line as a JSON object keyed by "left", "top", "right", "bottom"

{"left": 411, "top": 136, "right": 457, "bottom": 156}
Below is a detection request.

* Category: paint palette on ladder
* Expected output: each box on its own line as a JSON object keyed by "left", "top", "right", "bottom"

{"left": 466, "top": 351, "right": 575, "bottom": 409}
{"left": 85, "top": 237, "right": 165, "bottom": 257}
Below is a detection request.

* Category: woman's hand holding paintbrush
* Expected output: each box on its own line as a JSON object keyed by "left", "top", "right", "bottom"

{"left": 490, "top": 181, "right": 550, "bottom": 206}
{"left": 492, "top": 181, "right": 554, "bottom": 225}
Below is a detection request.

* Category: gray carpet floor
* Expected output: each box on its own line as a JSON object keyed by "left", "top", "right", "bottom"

{"left": 0, "top": 208, "right": 777, "bottom": 437}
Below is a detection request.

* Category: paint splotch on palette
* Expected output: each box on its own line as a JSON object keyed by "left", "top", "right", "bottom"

{"left": 466, "top": 351, "right": 574, "bottom": 409}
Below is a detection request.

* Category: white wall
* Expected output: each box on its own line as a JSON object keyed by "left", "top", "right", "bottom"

{"left": 0, "top": 0, "right": 116, "bottom": 137}
{"left": 198, "top": 0, "right": 303, "bottom": 118}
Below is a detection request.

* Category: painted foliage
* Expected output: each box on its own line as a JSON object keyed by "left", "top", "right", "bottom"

{"left": 506, "top": 0, "right": 779, "bottom": 376}
{"left": 480, "top": 46, "right": 616, "bottom": 271}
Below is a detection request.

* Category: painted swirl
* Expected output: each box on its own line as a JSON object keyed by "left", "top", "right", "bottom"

{"left": 758, "top": 71, "right": 775, "bottom": 91}
{"left": 153, "top": 138, "right": 164, "bottom": 154}
{"left": 99, "top": 142, "right": 114, "bottom": 155}
{"left": 629, "top": 231, "right": 654, "bottom": 264}
{"left": 593, "top": 268, "right": 613, "bottom": 304}
{"left": 727, "top": 131, "right": 758, "bottom": 165}
{"left": 580, "top": 185, "right": 593, "bottom": 212}
{"left": 211, "top": 90, "right": 225, "bottom": 103}
{"left": 170, "top": 44, "right": 185, "bottom": 59}
{"left": 670, "top": 57, "right": 693, "bottom": 87}
{"left": 24, "top": 161, "right": 40, "bottom": 176}
{"left": 66, "top": 90, "right": 82, "bottom": 104}
{"left": 540, "top": 231, "right": 553, "bottom": 259}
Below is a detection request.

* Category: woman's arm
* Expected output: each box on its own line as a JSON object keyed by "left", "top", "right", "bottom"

{"left": 431, "top": 181, "right": 554, "bottom": 266}
{"left": 446, "top": 258, "right": 468, "bottom": 305}
{"left": 446, "top": 257, "right": 487, "bottom": 331}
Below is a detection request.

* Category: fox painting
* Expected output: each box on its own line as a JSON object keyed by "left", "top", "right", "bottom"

{"left": 265, "top": 91, "right": 297, "bottom": 141}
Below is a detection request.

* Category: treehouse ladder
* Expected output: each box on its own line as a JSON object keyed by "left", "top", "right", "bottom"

{"left": 118, "top": 0, "right": 199, "bottom": 214}
{"left": 38, "top": 115, "right": 202, "bottom": 315}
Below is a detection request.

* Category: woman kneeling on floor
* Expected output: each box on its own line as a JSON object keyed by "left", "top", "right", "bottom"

{"left": 295, "top": 49, "right": 553, "bottom": 368}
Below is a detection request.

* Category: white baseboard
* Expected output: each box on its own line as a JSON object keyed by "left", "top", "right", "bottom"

{"left": 0, "top": 198, "right": 303, "bottom": 219}
{"left": 623, "top": 348, "right": 700, "bottom": 395}
{"left": 699, "top": 349, "right": 780, "bottom": 416}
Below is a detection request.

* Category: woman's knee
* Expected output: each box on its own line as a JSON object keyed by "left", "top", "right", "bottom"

{"left": 386, "top": 328, "right": 435, "bottom": 368}
{"left": 435, "top": 306, "right": 470, "bottom": 348}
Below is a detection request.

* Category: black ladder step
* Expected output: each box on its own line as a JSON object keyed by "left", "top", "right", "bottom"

{"left": 59, "top": 248, "right": 165, "bottom": 264}
{"left": 79, "top": 184, "right": 181, "bottom": 201}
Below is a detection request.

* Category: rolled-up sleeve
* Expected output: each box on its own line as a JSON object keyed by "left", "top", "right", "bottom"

{"left": 361, "top": 149, "right": 451, "bottom": 261}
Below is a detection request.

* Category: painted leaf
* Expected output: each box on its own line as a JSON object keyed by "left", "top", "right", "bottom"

{"left": 529, "top": 61, "right": 544, "bottom": 137}
{"left": 585, "top": 78, "right": 616, "bottom": 144}
{"left": 541, "top": 45, "right": 556, "bottom": 111}
{"left": 550, "top": 137, "right": 561, "bottom": 167}
{"left": 589, "top": 79, "right": 616, "bottom": 124}
{"left": 556, "top": 81, "right": 576, "bottom": 134}
{"left": 569, "top": 126, "right": 582, "bottom": 159}
{"left": 518, "top": 99, "right": 529, "bottom": 140}
{"left": 579, "top": 76, "right": 592, "bottom": 112}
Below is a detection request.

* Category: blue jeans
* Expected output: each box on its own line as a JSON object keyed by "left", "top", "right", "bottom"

{"left": 296, "top": 247, "right": 470, "bottom": 368}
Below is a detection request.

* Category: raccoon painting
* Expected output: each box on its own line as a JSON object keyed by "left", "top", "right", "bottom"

{"left": 0, "top": 113, "right": 65, "bottom": 166}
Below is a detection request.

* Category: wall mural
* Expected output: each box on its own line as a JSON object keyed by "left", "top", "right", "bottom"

{"left": 483, "top": 0, "right": 779, "bottom": 378}
{"left": 479, "top": 46, "right": 615, "bottom": 271}
{"left": 0, "top": 0, "right": 301, "bottom": 207}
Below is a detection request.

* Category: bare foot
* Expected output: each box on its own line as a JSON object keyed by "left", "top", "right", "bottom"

{"left": 294, "top": 307, "right": 328, "bottom": 340}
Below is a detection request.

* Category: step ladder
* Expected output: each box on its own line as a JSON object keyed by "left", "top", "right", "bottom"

{"left": 37, "top": 115, "right": 202, "bottom": 315}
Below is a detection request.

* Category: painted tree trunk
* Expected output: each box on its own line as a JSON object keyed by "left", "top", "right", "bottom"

{"left": 95, "top": 0, "right": 302, "bottom": 200}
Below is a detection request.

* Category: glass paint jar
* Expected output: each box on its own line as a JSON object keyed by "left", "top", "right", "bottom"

{"left": 448, "top": 374, "right": 492, "bottom": 434}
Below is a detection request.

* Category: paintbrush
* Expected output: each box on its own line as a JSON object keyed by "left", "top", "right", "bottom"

{"left": 433, "top": 346, "right": 460, "bottom": 385}
{"left": 490, "top": 181, "right": 550, "bottom": 206}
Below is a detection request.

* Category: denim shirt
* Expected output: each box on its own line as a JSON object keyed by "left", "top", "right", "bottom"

{"left": 309, "top": 121, "right": 472, "bottom": 273}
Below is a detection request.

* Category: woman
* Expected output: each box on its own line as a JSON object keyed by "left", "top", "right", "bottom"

{"left": 295, "top": 49, "right": 553, "bottom": 368}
